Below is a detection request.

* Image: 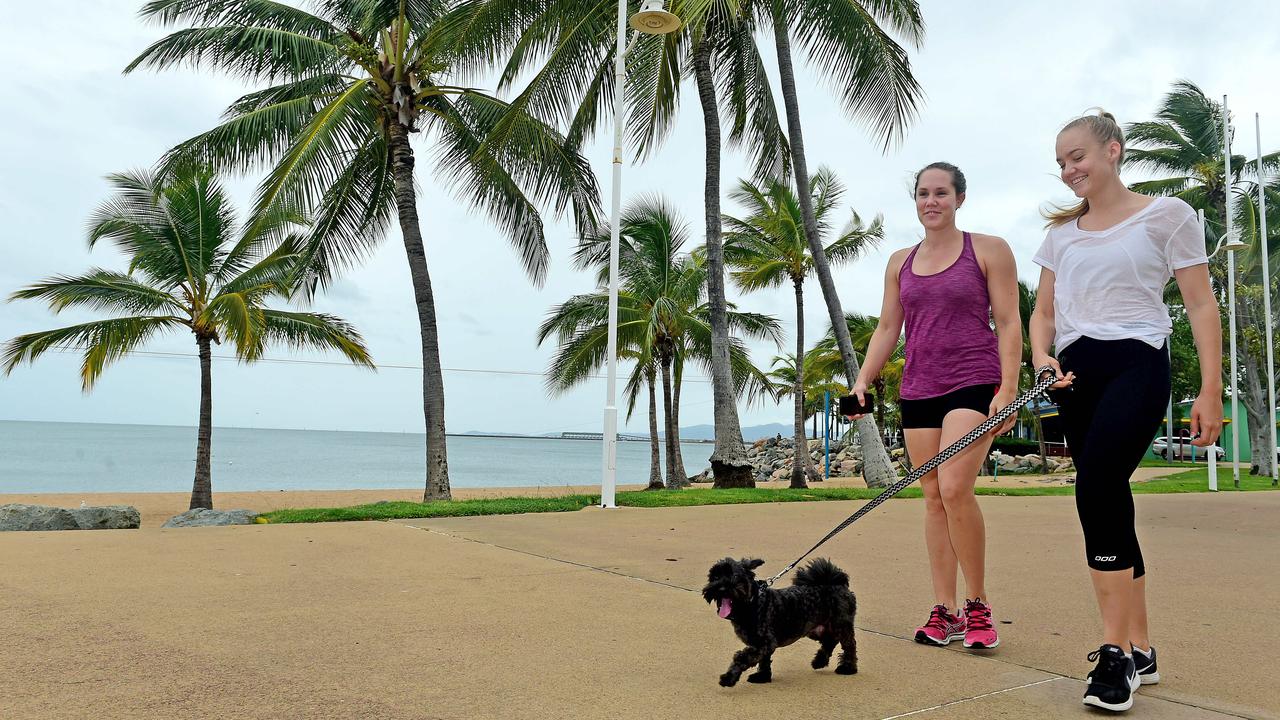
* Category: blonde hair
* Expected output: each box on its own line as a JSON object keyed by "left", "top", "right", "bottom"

{"left": 1043, "top": 109, "right": 1126, "bottom": 227}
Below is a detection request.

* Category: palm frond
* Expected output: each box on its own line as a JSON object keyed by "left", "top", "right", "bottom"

{"left": 244, "top": 79, "right": 382, "bottom": 278}
{"left": 717, "top": 15, "right": 790, "bottom": 180}
{"left": 126, "top": 24, "right": 342, "bottom": 82}
{"left": 1, "top": 316, "right": 187, "bottom": 390}
{"left": 424, "top": 90, "right": 601, "bottom": 284}
{"left": 137, "top": 0, "right": 336, "bottom": 36}
{"left": 315, "top": 0, "right": 449, "bottom": 37}
{"left": 787, "top": 0, "right": 924, "bottom": 149}
{"left": 200, "top": 290, "right": 268, "bottom": 358}
{"left": 624, "top": 28, "right": 688, "bottom": 161}
{"left": 1129, "top": 176, "right": 1193, "bottom": 198}
{"left": 165, "top": 74, "right": 354, "bottom": 178}
{"left": 8, "top": 271, "right": 185, "bottom": 316}
{"left": 261, "top": 309, "right": 375, "bottom": 367}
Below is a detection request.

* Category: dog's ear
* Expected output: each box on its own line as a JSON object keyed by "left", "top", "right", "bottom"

{"left": 744, "top": 558, "right": 765, "bottom": 570}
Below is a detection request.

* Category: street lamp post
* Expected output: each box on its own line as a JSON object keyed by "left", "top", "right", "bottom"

{"left": 1202, "top": 208, "right": 1246, "bottom": 488}
{"left": 1223, "top": 95, "right": 1242, "bottom": 488}
{"left": 601, "top": 0, "right": 680, "bottom": 509}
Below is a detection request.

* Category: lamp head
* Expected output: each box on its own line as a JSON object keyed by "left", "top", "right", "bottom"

{"left": 630, "top": 0, "right": 681, "bottom": 34}
{"left": 1221, "top": 229, "right": 1248, "bottom": 252}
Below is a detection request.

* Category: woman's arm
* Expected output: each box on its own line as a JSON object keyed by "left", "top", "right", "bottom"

{"left": 848, "top": 250, "right": 908, "bottom": 414}
{"left": 1029, "top": 266, "right": 1073, "bottom": 389}
{"left": 1173, "top": 263, "right": 1223, "bottom": 446}
{"left": 979, "top": 236, "right": 1023, "bottom": 432}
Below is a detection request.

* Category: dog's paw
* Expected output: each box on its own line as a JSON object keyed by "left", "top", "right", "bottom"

{"left": 746, "top": 671, "right": 772, "bottom": 684}
{"left": 719, "top": 672, "right": 739, "bottom": 687}
{"left": 811, "top": 654, "right": 830, "bottom": 670}
{"left": 834, "top": 663, "right": 858, "bottom": 675}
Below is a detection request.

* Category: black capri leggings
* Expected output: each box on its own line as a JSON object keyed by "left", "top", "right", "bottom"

{"left": 1053, "top": 336, "right": 1170, "bottom": 578}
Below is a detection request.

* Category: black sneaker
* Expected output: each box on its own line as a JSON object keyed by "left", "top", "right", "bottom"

{"left": 1131, "top": 645, "right": 1159, "bottom": 685}
{"left": 1082, "top": 644, "right": 1140, "bottom": 712}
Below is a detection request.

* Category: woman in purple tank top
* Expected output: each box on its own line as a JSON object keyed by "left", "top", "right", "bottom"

{"left": 847, "top": 162, "right": 1022, "bottom": 650}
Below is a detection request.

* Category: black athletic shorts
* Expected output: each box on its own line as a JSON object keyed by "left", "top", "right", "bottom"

{"left": 899, "top": 383, "right": 998, "bottom": 429}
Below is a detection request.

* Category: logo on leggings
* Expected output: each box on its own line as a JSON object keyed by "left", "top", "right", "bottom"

{"left": 1094, "top": 555, "right": 1117, "bottom": 562}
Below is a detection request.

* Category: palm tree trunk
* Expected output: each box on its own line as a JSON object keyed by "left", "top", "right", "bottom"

{"left": 659, "top": 349, "right": 686, "bottom": 488}
{"left": 671, "top": 358, "right": 689, "bottom": 483}
{"left": 388, "top": 121, "right": 451, "bottom": 502}
{"left": 190, "top": 335, "right": 214, "bottom": 510}
{"left": 1237, "top": 296, "right": 1275, "bottom": 478}
{"left": 693, "top": 36, "right": 754, "bottom": 489}
{"left": 770, "top": 9, "right": 896, "bottom": 488}
{"left": 791, "top": 279, "right": 808, "bottom": 488}
{"left": 646, "top": 365, "right": 664, "bottom": 490}
{"left": 873, "top": 377, "right": 888, "bottom": 429}
{"left": 1240, "top": 335, "right": 1273, "bottom": 478}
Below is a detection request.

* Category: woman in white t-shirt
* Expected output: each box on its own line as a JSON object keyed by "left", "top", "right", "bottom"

{"left": 1030, "top": 110, "right": 1223, "bottom": 713}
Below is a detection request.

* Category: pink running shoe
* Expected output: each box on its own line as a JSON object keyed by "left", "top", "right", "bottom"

{"left": 962, "top": 598, "right": 999, "bottom": 649}
{"left": 914, "top": 604, "right": 965, "bottom": 646}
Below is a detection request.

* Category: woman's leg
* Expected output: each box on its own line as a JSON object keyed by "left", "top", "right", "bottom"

{"left": 905, "top": 428, "right": 954, "bottom": 608}
{"left": 1070, "top": 348, "right": 1167, "bottom": 648}
{"left": 937, "top": 408, "right": 995, "bottom": 602}
{"left": 1129, "top": 575, "right": 1150, "bottom": 651}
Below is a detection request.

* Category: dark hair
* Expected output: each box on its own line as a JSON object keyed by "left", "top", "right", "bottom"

{"left": 914, "top": 161, "right": 966, "bottom": 196}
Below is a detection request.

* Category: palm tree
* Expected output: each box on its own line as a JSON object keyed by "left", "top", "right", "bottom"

{"left": 125, "top": 0, "right": 600, "bottom": 501}
{"left": 540, "top": 196, "right": 781, "bottom": 488}
{"left": 2, "top": 166, "right": 373, "bottom": 510}
{"left": 1014, "top": 279, "right": 1049, "bottom": 469}
{"left": 760, "top": 0, "right": 924, "bottom": 489}
{"left": 724, "top": 168, "right": 882, "bottom": 487}
{"left": 1125, "top": 80, "right": 1280, "bottom": 478}
{"left": 760, "top": 350, "right": 849, "bottom": 482}
{"left": 828, "top": 313, "right": 901, "bottom": 427}
{"left": 459, "top": 0, "right": 790, "bottom": 487}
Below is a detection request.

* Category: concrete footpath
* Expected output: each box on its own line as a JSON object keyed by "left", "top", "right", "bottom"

{"left": 1, "top": 492, "right": 1276, "bottom": 719}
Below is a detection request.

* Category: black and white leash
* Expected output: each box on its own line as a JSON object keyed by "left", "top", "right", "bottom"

{"left": 764, "top": 366, "right": 1060, "bottom": 587}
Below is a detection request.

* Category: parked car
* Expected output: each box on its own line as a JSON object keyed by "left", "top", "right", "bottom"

{"left": 1151, "top": 436, "right": 1225, "bottom": 461}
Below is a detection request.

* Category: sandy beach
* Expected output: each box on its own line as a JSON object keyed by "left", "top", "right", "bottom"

{"left": 0, "top": 468, "right": 1180, "bottom": 528}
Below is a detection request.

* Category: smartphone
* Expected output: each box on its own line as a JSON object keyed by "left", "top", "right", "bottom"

{"left": 838, "top": 393, "right": 875, "bottom": 417}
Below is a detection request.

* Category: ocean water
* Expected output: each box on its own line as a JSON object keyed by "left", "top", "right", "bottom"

{"left": 0, "top": 420, "right": 716, "bottom": 494}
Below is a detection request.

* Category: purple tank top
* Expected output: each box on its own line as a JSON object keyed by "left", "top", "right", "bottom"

{"left": 897, "top": 232, "right": 1002, "bottom": 399}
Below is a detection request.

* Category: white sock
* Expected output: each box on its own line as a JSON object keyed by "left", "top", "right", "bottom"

{"left": 1132, "top": 645, "right": 1151, "bottom": 657}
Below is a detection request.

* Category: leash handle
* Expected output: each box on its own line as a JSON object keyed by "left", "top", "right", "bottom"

{"left": 765, "top": 366, "right": 1059, "bottom": 586}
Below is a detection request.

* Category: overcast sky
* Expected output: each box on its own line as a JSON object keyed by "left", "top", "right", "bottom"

{"left": 1, "top": 0, "right": 1278, "bottom": 436}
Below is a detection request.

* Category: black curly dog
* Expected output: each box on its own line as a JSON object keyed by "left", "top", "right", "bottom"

{"left": 702, "top": 557, "right": 857, "bottom": 687}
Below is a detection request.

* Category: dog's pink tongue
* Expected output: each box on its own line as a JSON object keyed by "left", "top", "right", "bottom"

{"left": 717, "top": 598, "right": 732, "bottom": 618}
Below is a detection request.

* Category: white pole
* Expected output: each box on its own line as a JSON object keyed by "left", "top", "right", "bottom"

{"left": 1208, "top": 440, "right": 1218, "bottom": 491}
{"left": 1224, "top": 95, "right": 1241, "bottom": 487}
{"left": 600, "top": 0, "right": 627, "bottom": 509}
{"left": 1257, "top": 113, "right": 1278, "bottom": 483}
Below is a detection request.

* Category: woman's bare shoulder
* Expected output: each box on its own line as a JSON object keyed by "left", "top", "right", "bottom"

{"left": 886, "top": 246, "right": 914, "bottom": 275}
{"left": 969, "top": 232, "right": 1011, "bottom": 250}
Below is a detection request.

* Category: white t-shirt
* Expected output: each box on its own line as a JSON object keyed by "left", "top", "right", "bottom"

{"left": 1033, "top": 196, "right": 1208, "bottom": 352}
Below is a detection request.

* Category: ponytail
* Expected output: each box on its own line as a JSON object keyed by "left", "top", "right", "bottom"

{"left": 1043, "top": 199, "right": 1090, "bottom": 228}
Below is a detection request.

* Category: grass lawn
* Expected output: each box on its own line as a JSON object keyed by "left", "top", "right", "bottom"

{"left": 259, "top": 467, "right": 1277, "bottom": 524}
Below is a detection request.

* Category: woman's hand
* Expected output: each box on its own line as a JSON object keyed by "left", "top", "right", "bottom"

{"left": 1032, "top": 352, "right": 1075, "bottom": 390}
{"left": 988, "top": 387, "right": 1018, "bottom": 435}
{"left": 845, "top": 380, "right": 870, "bottom": 421}
{"left": 1189, "top": 391, "right": 1223, "bottom": 447}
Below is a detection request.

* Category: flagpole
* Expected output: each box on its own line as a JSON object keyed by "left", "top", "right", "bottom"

{"left": 1257, "top": 113, "right": 1277, "bottom": 483}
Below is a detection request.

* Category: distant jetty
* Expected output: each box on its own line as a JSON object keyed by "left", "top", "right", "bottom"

{"left": 449, "top": 431, "right": 713, "bottom": 443}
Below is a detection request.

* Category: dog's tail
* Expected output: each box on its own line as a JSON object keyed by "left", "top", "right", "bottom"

{"left": 792, "top": 557, "right": 849, "bottom": 587}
